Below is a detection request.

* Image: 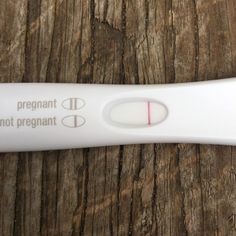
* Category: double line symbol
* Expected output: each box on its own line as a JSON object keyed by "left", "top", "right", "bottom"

{"left": 62, "top": 98, "right": 85, "bottom": 110}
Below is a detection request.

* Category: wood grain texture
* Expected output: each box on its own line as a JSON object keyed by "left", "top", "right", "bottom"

{"left": 1, "top": 0, "right": 236, "bottom": 235}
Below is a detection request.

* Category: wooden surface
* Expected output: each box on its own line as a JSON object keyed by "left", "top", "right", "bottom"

{"left": 1, "top": 0, "right": 236, "bottom": 235}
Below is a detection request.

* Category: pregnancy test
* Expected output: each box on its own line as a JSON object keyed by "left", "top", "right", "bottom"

{"left": 0, "top": 78, "right": 236, "bottom": 152}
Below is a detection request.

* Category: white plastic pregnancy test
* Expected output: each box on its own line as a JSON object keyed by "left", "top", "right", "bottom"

{"left": 0, "top": 78, "right": 236, "bottom": 152}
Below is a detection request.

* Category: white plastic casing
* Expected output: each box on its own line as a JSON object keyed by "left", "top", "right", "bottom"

{"left": 0, "top": 78, "right": 236, "bottom": 152}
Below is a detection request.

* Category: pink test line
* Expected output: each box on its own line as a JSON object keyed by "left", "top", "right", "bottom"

{"left": 148, "top": 101, "right": 151, "bottom": 126}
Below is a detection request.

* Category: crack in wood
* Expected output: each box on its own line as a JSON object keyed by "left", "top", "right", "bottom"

{"left": 192, "top": 0, "right": 200, "bottom": 81}
{"left": 116, "top": 146, "right": 124, "bottom": 235}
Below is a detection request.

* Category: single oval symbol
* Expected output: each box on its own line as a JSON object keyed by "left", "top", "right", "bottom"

{"left": 62, "top": 115, "right": 86, "bottom": 128}
{"left": 62, "top": 98, "right": 85, "bottom": 110}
